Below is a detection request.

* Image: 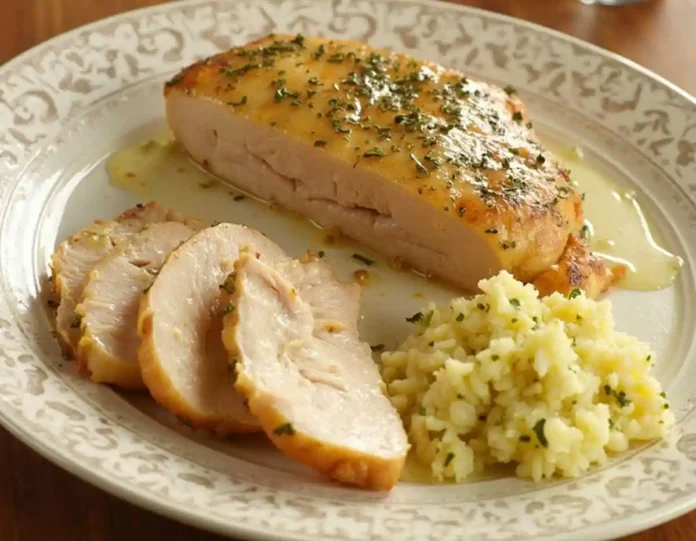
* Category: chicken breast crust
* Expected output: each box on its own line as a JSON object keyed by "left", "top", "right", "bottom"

{"left": 222, "top": 251, "right": 408, "bottom": 490}
{"left": 136, "top": 223, "right": 287, "bottom": 436}
{"left": 164, "top": 33, "right": 618, "bottom": 297}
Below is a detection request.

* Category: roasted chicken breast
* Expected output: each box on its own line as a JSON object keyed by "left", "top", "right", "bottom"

{"left": 223, "top": 251, "right": 409, "bottom": 490}
{"left": 165, "top": 34, "right": 618, "bottom": 295}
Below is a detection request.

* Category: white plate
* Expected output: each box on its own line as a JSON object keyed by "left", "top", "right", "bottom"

{"left": 1, "top": 1, "right": 696, "bottom": 539}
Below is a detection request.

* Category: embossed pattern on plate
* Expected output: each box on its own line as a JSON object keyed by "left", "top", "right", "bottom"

{"left": 0, "top": 1, "right": 695, "bottom": 540}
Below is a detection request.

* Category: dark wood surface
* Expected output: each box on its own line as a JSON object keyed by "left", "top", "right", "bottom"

{"left": 1, "top": 1, "right": 694, "bottom": 540}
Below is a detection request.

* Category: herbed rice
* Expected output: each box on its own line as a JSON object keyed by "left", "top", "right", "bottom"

{"left": 381, "top": 271, "right": 674, "bottom": 482}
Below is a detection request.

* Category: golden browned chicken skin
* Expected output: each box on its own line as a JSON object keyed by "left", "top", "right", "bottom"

{"left": 533, "top": 235, "right": 625, "bottom": 298}
{"left": 165, "top": 33, "right": 615, "bottom": 296}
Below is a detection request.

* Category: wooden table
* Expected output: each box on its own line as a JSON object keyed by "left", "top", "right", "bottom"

{"left": 1, "top": 1, "right": 694, "bottom": 540}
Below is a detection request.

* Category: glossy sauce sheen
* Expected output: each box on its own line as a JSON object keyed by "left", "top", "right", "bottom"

{"left": 107, "top": 132, "right": 679, "bottom": 293}
{"left": 546, "top": 143, "right": 682, "bottom": 291}
{"left": 165, "top": 34, "right": 584, "bottom": 283}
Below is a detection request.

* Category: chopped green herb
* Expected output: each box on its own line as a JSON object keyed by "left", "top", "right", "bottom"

{"left": 351, "top": 253, "right": 374, "bottom": 266}
{"left": 660, "top": 391, "right": 667, "bottom": 398}
{"left": 512, "top": 111, "right": 523, "bottom": 122}
{"left": 363, "top": 147, "right": 386, "bottom": 158}
{"left": 609, "top": 419, "right": 615, "bottom": 429}
{"left": 314, "top": 140, "right": 327, "bottom": 147}
{"left": 568, "top": 288, "right": 582, "bottom": 299}
{"left": 222, "top": 302, "right": 235, "bottom": 315}
{"left": 604, "top": 384, "right": 612, "bottom": 395}
{"left": 616, "top": 391, "right": 631, "bottom": 408}
{"left": 491, "top": 354, "right": 500, "bottom": 361}
{"left": 274, "top": 86, "right": 299, "bottom": 103}
{"left": 444, "top": 452, "right": 455, "bottom": 467}
{"left": 311, "top": 44, "right": 325, "bottom": 60}
{"left": 519, "top": 435, "right": 531, "bottom": 442}
{"left": 318, "top": 250, "right": 325, "bottom": 258}
{"left": 533, "top": 418, "right": 548, "bottom": 448}
{"left": 536, "top": 154, "right": 546, "bottom": 166}
{"left": 580, "top": 224, "right": 590, "bottom": 239}
{"left": 406, "top": 311, "right": 423, "bottom": 323}
{"left": 273, "top": 423, "right": 296, "bottom": 436}
{"left": 509, "top": 298, "right": 521, "bottom": 308}
{"left": 219, "top": 281, "right": 235, "bottom": 294}
{"left": 291, "top": 34, "right": 305, "bottom": 46}
{"left": 327, "top": 52, "right": 346, "bottom": 64}
{"left": 332, "top": 119, "right": 351, "bottom": 134}
{"left": 410, "top": 153, "right": 429, "bottom": 175}
{"left": 456, "top": 313, "right": 465, "bottom": 322}
{"left": 419, "top": 406, "right": 426, "bottom": 416}
{"left": 221, "top": 63, "right": 261, "bottom": 79}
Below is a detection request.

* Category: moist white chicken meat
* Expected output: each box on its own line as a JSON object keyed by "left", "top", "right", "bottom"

{"left": 76, "top": 220, "right": 203, "bottom": 388}
{"left": 222, "top": 251, "right": 409, "bottom": 490}
{"left": 51, "top": 202, "right": 194, "bottom": 356}
{"left": 164, "top": 34, "right": 622, "bottom": 297}
{"left": 136, "top": 222, "right": 288, "bottom": 436}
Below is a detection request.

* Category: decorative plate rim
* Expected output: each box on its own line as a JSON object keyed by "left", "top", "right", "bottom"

{"left": 0, "top": 1, "right": 695, "bottom": 540}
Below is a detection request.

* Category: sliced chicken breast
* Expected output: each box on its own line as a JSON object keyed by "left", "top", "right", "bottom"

{"left": 51, "top": 202, "right": 190, "bottom": 356}
{"left": 222, "top": 252, "right": 409, "bottom": 490}
{"left": 137, "top": 223, "right": 287, "bottom": 435}
{"left": 75, "top": 220, "right": 203, "bottom": 388}
{"left": 165, "top": 34, "right": 617, "bottom": 296}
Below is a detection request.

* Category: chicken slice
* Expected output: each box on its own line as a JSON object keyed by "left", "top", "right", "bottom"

{"left": 51, "top": 202, "right": 192, "bottom": 356}
{"left": 137, "top": 223, "right": 287, "bottom": 435}
{"left": 75, "top": 220, "right": 203, "bottom": 388}
{"left": 222, "top": 252, "right": 409, "bottom": 490}
{"left": 533, "top": 235, "right": 626, "bottom": 298}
